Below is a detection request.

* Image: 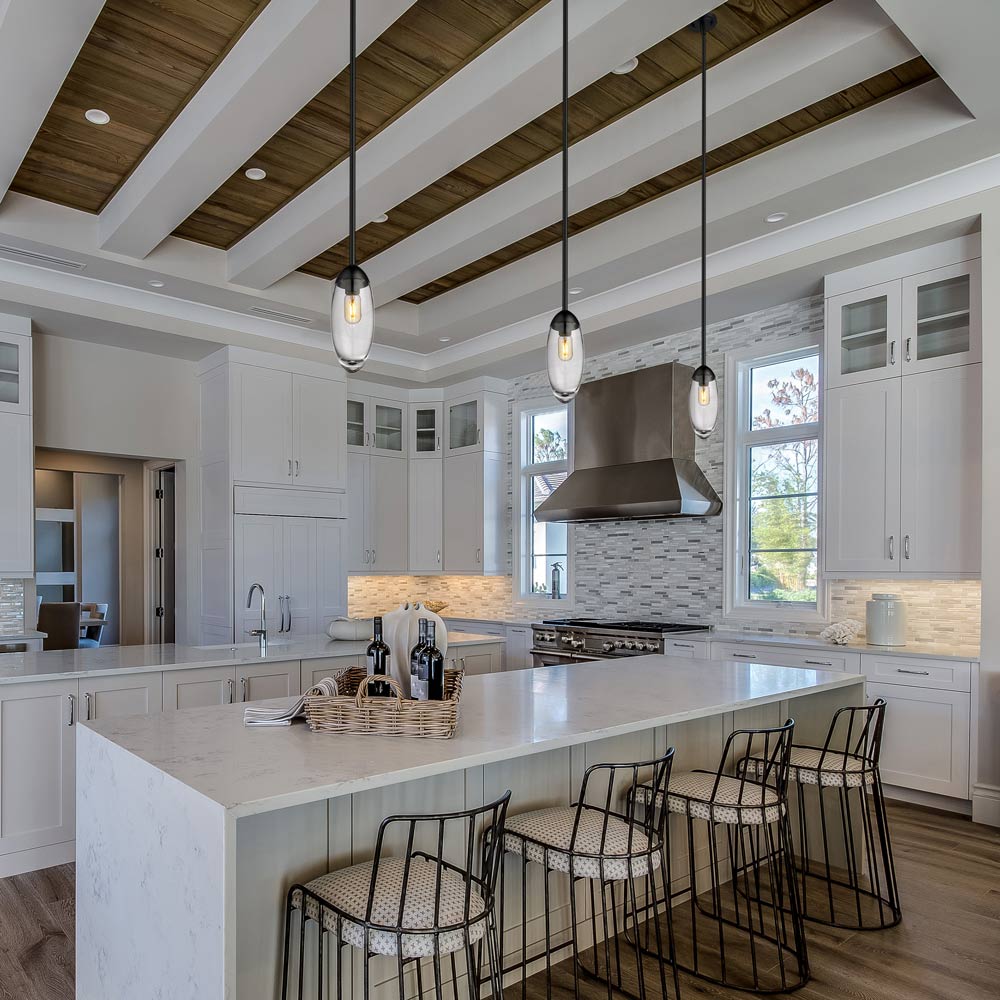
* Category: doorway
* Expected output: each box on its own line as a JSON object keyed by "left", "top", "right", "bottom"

{"left": 151, "top": 466, "right": 176, "bottom": 644}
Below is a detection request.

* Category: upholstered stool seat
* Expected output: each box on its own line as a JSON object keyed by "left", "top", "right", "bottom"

{"left": 504, "top": 805, "right": 661, "bottom": 880}
{"left": 638, "top": 771, "right": 783, "bottom": 825}
{"left": 291, "top": 858, "right": 486, "bottom": 957}
{"left": 745, "top": 746, "right": 875, "bottom": 789}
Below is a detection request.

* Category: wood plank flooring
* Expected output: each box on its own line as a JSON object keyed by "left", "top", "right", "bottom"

{"left": 0, "top": 802, "right": 996, "bottom": 999}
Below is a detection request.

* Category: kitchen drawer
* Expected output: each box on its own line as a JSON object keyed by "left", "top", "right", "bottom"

{"left": 710, "top": 641, "right": 861, "bottom": 673}
{"left": 862, "top": 654, "right": 971, "bottom": 692}
{"left": 444, "top": 618, "right": 506, "bottom": 638}
{"left": 663, "top": 638, "right": 709, "bottom": 659}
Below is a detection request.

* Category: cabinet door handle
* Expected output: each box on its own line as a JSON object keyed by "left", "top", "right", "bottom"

{"left": 475, "top": 547, "right": 481, "bottom": 564}
{"left": 227, "top": 678, "right": 235, "bottom": 704}
{"left": 241, "top": 677, "right": 248, "bottom": 702}
{"left": 285, "top": 596, "right": 292, "bottom": 632}
{"left": 436, "top": 434, "right": 440, "bottom": 452}
{"left": 295, "top": 459, "right": 300, "bottom": 477}
{"left": 67, "top": 694, "right": 75, "bottom": 727}
{"left": 904, "top": 534, "right": 911, "bottom": 560}
{"left": 889, "top": 340, "right": 896, "bottom": 365}
{"left": 436, "top": 549, "right": 441, "bottom": 564}
{"left": 896, "top": 668, "right": 930, "bottom": 676}
{"left": 288, "top": 459, "right": 293, "bottom": 477}
{"left": 477, "top": 428, "right": 482, "bottom": 445}
{"left": 805, "top": 659, "right": 833, "bottom": 667}
{"left": 363, "top": 549, "right": 369, "bottom": 565}
{"left": 371, "top": 548, "right": 376, "bottom": 566}
{"left": 888, "top": 535, "right": 894, "bottom": 561}
{"left": 905, "top": 337, "right": 912, "bottom": 363}
{"left": 84, "top": 691, "right": 92, "bottom": 721}
{"left": 277, "top": 595, "right": 285, "bottom": 633}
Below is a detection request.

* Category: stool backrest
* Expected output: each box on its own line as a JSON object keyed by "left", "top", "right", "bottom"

{"left": 38, "top": 602, "right": 81, "bottom": 651}
{"left": 368, "top": 790, "right": 512, "bottom": 932}
{"left": 721, "top": 719, "right": 795, "bottom": 802}
{"left": 574, "top": 746, "right": 675, "bottom": 862}
{"left": 815, "top": 697, "right": 887, "bottom": 769}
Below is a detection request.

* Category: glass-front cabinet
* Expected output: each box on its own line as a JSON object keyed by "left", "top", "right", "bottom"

{"left": 0, "top": 332, "right": 30, "bottom": 414}
{"left": 446, "top": 395, "right": 481, "bottom": 456}
{"left": 901, "top": 260, "right": 981, "bottom": 374}
{"left": 346, "top": 398, "right": 366, "bottom": 450}
{"left": 409, "top": 402, "right": 442, "bottom": 458}
{"left": 826, "top": 281, "right": 901, "bottom": 389}
{"left": 346, "top": 394, "right": 406, "bottom": 457}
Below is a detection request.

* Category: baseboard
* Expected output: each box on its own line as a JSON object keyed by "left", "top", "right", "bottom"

{"left": 881, "top": 783, "right": 972, "bottom": 816}
{"left": 972, "top": 783, "right": 1000, "bottom": 828}
{"left": 0, "top": 840, "right": 75, "bottom": 878}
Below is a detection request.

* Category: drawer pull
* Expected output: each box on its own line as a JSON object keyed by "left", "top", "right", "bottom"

{"left": 673, "top": 642, "right": 695, "bottom": 649}
{"left": 732, "top": 653, "right": 757, "bottom": 659}
{"left": 896, "top": 668, "right": 930, "bottom": 676}
{"left": 67, "top": 694, "right": 75, "bottom": 727}
{"left": 805, "top": 659, "right": 833, "bottom": 667}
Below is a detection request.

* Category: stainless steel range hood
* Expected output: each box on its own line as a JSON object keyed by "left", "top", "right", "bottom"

{"left": 534, "top": 363, "right": 722, "bottom": 522}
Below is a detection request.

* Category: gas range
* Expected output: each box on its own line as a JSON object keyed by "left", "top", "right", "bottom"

{"left": 531, "top": 618, "right": 712, "bottom": 662}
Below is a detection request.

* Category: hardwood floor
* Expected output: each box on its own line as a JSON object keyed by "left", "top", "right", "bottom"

{"left": 0, "top": 803, "right": 996, "bottom": 999}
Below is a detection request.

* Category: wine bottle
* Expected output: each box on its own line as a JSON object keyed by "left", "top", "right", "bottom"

{"left": 409, "top": 619, "right": 428, "bottom": 700}
{"left": 422, "top": 621, "right": 445, "bottom": 701}
{"left": 366, "top": 616, "right": 391, "bottom": 697}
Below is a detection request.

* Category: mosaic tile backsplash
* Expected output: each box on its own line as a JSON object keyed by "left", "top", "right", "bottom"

{"left": 350, "top": 293, "right": 981, "bottom": 650}
{"left": 0, "top": 579, "right": 26, "bottom": 629}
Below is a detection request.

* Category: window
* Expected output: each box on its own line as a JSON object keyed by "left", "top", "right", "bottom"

{"left": 514, "top": 401, "right": 573, "bottom": 604}
{"left": 724, "top": 338, "right": 824, "bottom": 621}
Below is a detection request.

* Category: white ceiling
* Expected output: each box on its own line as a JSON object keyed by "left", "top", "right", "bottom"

{"left": 0, "top": 0, "right": 997, "bottom": 385}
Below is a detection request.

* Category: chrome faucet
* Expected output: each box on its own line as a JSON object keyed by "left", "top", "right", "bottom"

{"left": 246, "top": 583, "right": 267, "bottom": 655}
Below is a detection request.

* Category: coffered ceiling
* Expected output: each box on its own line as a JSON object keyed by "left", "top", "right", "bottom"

{"left": 0, "top": 0, "right": 995, "bottom": 384}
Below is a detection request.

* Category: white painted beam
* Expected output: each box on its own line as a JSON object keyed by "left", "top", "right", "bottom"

{"left": 0, "top": 0, "right": 104, "bottom": 201}
{"left": 225, "top": 0, "right": 710, "bottom": 289}
{"left": 98, "top": 0, "right": 418, "bottom": 259}
{"left": 367, "top": 0, "right": 915, "bottom": 303}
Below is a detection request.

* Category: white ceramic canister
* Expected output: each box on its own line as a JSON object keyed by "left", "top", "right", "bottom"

{"left": 866, "top": 593, "right": 907, "bottom": 646}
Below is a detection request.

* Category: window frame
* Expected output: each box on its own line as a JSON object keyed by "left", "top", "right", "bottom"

{"left": 512, "top": 398, "right": 575, "bottom": 608}
{"left": 723, "top": 334, "right": 827, "bottom": 624}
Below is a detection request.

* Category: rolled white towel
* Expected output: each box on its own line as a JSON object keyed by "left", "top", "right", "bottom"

{"left": 243, "top": 675, "right": 340, "bottom": 727}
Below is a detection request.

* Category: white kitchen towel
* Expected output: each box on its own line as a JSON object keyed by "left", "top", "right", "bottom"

{"left": 243, "top": 676, "right": 340, "bottom": 727}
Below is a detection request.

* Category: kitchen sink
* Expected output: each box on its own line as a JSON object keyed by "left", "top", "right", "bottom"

{"left": 194, "top": 641, "right": 293, "bottom": 652}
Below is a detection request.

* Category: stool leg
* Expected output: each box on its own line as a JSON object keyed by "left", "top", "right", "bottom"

{"left": 281, "top": 888, "right": 295, "bottom": 1000}
{"left": 872, "top": 775, "right": 901, "bottom": 923}
{"left": 298, "top": 899, "right": 308, "bottom": 999}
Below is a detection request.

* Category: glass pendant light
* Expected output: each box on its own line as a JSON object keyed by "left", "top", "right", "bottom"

{"left": 688, "top": 14, "right": 718, "bottom": 439}
{"left": 331, "top": 0, "right": 374, "bottom": 372}
{"left": 547, "top": 0, "right": 584, "bottom": 403}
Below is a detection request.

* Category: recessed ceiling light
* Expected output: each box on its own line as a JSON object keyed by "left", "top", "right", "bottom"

{"left": 438, "top": 337, "right": 451, "bottom": 343}
{"left": 85, "top": 109, "right": 110, "bottom": 125}
{"left": 147, "top": 279, "right": 165, "bottom": 288}
{"left": 764, "top": 211, "right": 788, "bottom": 224}
{"left": 612, "top": 57, "right": 639, "bottom": 75}
{"left": 569, "top": 286, "right": 584, "bottom": 295}
{"left": 372, "top": 213, "right": 389, "bottom": 224}
{"left": 245, "top": 167, "right": 267, "bottom": 181}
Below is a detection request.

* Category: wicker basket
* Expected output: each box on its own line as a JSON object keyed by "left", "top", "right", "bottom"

{"left": 303, "top": 667, "right": 464, "bottom": 739}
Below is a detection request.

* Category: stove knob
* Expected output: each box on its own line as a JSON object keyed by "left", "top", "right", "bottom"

{"left": 614, "top": 640, "right": 625, "bottom": 649}
{"left": 602, "top": 641, "right": 615, "bottom": 653}
{"left": 645, "top": 642, "right": 658, "bottom": 652}
{"left": 624, "top": 640, "right": 636, "bottom": 651}
{"left": 561, "top": 635, "right": 573, "bottom": 645}
{"left": 573, "top": 639, "right": 584, "bottom": 650}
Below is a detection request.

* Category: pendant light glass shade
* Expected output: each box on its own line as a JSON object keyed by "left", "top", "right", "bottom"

{"left": 547, "top": 309, "right": 584, "bottom": 403}
{"left": 332, "top": 263, "right": 373, "bottom": 373}
{"left": 688, "top": 363, "right": 718, "bottom": 439}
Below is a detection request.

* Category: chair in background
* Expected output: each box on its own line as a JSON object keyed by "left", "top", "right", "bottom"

{"left": 79, "top": 603, "right": 109, "bottom": 648}
{"left": 37, "top": 602, "right": 81, "bottom": 651}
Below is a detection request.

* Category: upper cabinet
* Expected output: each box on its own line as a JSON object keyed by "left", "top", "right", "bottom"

{"left": 409, "top": 402, "right": 443, "bottom": 459}
{"left": 445, "top": 391, "right": 506, "bottom": 456}
{"left": 0, "top": 330, "right": 31, "bottom": 415}
{"left": 231, "top": 364, "right": 345, "bottom": 490}
{"left": 346, "top": 392, "right": 407, "bottom": 458}
{"left": 825, "top": 243, "right": 981, "bottom": 390}
{"left": 0, "top": 318, "right": 33, "bottom": 575}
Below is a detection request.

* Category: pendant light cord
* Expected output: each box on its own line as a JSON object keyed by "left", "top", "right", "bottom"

{"left": 349, "top": 0, "right": 357, "bottom": 268}
{"left": 699, "top": 18, "right": 707, "bottom": 370}
{"left": 561, "top": 0, "right": 569, "bottom": 315}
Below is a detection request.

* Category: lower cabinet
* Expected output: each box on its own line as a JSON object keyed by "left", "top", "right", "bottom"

{"left": 504, "top": 626, "right": 533, "bottom": 670}
{"left": 710, "top": 641, "right": 861, "bottom": 673}
{"left": 446, "top": 643, "right": 503, "bottom": 676}
{"left": 302, "top": 655, "right": 362, "bottom": 690}
{"left": 164, "top": 666, "right": 237, "bottom": 711}
{"left": 81, "top": 672, "right": 163, "bottom": 721}
{"left": 0, "top": 679, "right": 76, "bottom": 872}
{"left": 236, "top": 660, "right": 300, "bottom": 703}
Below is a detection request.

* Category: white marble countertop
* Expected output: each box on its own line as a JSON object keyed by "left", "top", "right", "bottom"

{"left": 82, "top": 656, "right": 862, "bottom": 818}
{"left": 0, "top": 632, "right": 503, "bottom": 684}
{"left": 701, "top": 629, "right": 979, "bottom": 661}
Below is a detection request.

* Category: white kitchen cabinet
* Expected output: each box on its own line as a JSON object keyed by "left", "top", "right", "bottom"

{"left": 445, "top": 644, "right": 503, "bottom": 676}
{"left": 900, "top": 260, "right": 981, "bottom": 374}
{"left": 163, "top": 666, "right": 237, "bottom": 711}
{"left": 899, "top": 366, "right": 981, "bottom": 575}
{"left": 866, "top": 681, "right": 970, "bottom": 798}
{"left": 825, "top": 281, "right": 901, "bottom": 389}
{"left": 236, "top": 661, "right": 300, "bottom": 703}
{"left": 443, "top": 451, "right": 505, "bottom": 574}
{"left": 444, "top": 391, "right": 506, "bottom": 457}
{"left": 81, "top": 673, "right": 163, "bottom": 721}
{"left": 504, "top": 626, "right": 533, "bottom": 670}
{"left": 303, "top": 655, "right": 362, "bottom": 690}
{"left": 863, "top": 653, "right": 971, "bottom": 692}
{"left": 347, "top": 452, "right": 407, "bottom": 573}
{"left": 824, "top": 380, "right": 901, "bottom": 574}
{"left": 0, "top": 412, "right": 34, "bottom": 575}
{"left": 408, "top": 458, "right": 443, "bottom": 573}
{"left": 0, "top": 679, "right": 76, "bottom": 870}
{"left": 663, "top": 637, "right": 710, "bottom": 659}
{"left": 0, "top": 329, "right": 30, "bottom": 415}
{"left": 346, "top": 393, "right": 407, "bottom": 458}
{"left": 293, "top": 374, "right": 346, "bottom": 489}
{"left": 409, "top": 402, "right": 443, "bottom": 459}
{"left": 710, "top": 641, "right": 861, "bottom": 673}
{"left": 234, "top": 515, "right": 348, "bottom": 639}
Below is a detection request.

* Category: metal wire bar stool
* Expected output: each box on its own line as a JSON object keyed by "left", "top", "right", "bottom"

{"left": 742, "top": 698, "right": 901, "bottom": 930}
{"left": 280, "top": 790, "right": 511, "bottom": 1000}
{"left": 635, "top": 719, "right": 808, "bottom": 994}
{"left": 493, "top": 747, "right": 681, "bottom": 1000}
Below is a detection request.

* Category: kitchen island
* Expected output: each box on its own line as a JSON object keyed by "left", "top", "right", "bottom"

{"left": 76, "top": 655, "right": 864, "bottom": 1000}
